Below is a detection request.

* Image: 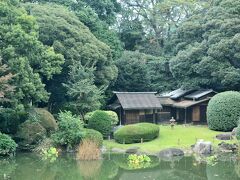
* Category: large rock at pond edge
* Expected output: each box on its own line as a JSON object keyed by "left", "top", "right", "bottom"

{"left": 218, "top": 142, "right": 238, "bottom": 152}
{"left": 193, "top": 140, "right": 212, "bottom": 154}
{"left": 126, "top": 147, "right": 140, "bottom": 154}
{"left": 232, "top": 128, "right": 237, "bottom": 136}
{"left": 158, "top": 148, "right": 184, "bottom": 158}
{"left": 216, "top": 133, "right": 232, "bottom": 140}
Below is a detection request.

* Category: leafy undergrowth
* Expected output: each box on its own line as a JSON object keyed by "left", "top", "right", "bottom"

{"left": 104, "top": 125, "right": 237, "bottom": 153}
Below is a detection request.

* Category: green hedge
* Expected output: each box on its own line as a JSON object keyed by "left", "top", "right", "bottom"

{"left": 83, "top": 129, "right": 103, "bottom": 147}
{"left": 0, "top": 133, "right": 17, "bottom": 156}
{"left": 114, "top": 123, "right": 159, "bottom": 144}
{"left": 207, "top": 91, "right": 240, "bottom": 131}
{"left": 88, "top": 110, "right": 112, "bottom": 138}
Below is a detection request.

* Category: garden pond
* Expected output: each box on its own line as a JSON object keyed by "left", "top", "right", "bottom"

{"left": 0, "top": 152, "right": 239, "bottom": 180}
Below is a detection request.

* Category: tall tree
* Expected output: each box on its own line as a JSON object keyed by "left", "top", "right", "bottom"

{"left": 114, "top": 51, "right": 151, "bottom": 92}
{"left": 0, "top": 60, "right": 14, "bottom": 103}
{"left": 63, "top": 62, "right": 103, "bottom": 118}
{"left": 0, "top": 0, "right": 64, "bottom": 108}
{"left": 169, "top": 0, "right": 240, "bottom": 91}
{"left": 23, "top": 0, "right": 124, "bottom": 59}
{"left": 118, "top": 0, "right": 210, "bottom": 56}
{"left": 26, "top": 3, "right": 118, "bottom": 111}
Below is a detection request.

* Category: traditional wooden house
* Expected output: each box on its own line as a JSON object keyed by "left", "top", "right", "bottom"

{"left": 158, "top": 89, "right": 217, "bottom": 123}
{"left": 109, "top": 92, "right": 162, "bottom": 125}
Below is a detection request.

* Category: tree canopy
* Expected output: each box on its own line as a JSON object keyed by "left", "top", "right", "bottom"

{"left": 1, "top": 0, "right": 240, "bottom": 122}
{"left": 169, "top": 0, "right": 240, "bottom": 91}
{"left": 25, "top": 3, "right": 117, "bottom": 112}
{"left": 0, "top": 0, "right": 64, "bottom": 108}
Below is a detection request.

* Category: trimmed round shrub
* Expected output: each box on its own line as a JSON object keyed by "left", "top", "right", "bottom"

{"left": 88, "top": 110, "right": 112, "bottom": 138}
{"left": 85, "top": 110, "right": 119, "bottom": 126}
{"left": 83, "top": 129, "right": 103, "bottom": 147}
{"left": 34, "top": 108, "right": 58, "bottom": 132}
{"left": 114, "top": 123, "right": 159, "bottom": 144}
{"left": 84, "top": 111, "right": 95, "bottom": 123}
{"left": 207, "top": 91, "right": 240, "bottom": 131}
{"left": 0, "top": 132, "right": 17, "bottom": 156}
{"left": 105, "top": 111, "right": 119, "bottom": 126}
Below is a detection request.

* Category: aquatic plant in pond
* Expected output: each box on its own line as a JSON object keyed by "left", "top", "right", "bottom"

{"left": 41, "top": 147, "right": 58, "bottom": 163}
{"left": 193, "top": 154, "right": 218, "bottom": 167}
{"left": 127, "top": 154, "right": 151, "bottom": 169}
{"left": 206, "top": 155, "right": 218, "bottom": 166}
{"left": 76, "top": 139, "right": 101, "bottom": 160}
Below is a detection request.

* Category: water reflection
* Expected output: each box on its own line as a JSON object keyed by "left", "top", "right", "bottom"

{"left": 0, "top": 153, "right": 239, "bottom": 180}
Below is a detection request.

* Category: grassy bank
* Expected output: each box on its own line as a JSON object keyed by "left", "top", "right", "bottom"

{"left": 104, "top": 125, "right": 236, "bottom": 153}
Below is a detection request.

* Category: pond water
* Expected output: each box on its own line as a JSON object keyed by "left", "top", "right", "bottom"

{"left": 0, "top": 153, "right": 239, "bottom": 180}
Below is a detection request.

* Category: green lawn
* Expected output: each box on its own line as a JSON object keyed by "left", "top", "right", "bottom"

{"left": 104, "top": 125, "right": 236, "bottom": 153}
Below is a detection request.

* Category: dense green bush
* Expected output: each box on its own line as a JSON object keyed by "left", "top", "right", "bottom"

{"left": 84, "top": 111, "right": 95, "bottom": 122}
{"left": 34, "top": 108, "right": 58, "bottom": 132}
{"left": 207, "top": 91, "right": 240, "bottom": 131}
{"left": 0, "top": 132, "right": 17, "bottom": 156}
{"left": 88, "top": 110, "right": 112, "bottom": 138}
{"left": 16, "top": 120, "right": 47, "bottom": 150}
{"left": 51, "top": 111, "right": 85, "bottom": 149}
{"left": 83, "top": 129, "right": 103, "bottom": 147}
{"left": 114, "top": 123, "right": 159, "bottom": 144}
{"left": 0, "top": 109, "right": 27, "bottom": 134}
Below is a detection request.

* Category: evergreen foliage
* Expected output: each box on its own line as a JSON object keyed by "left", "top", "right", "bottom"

{"left": 0, "top": 0, "right": 64, "bottom": 107}
{"left": 52, "top": 111, "right": 84, "bottom": 149}
{"left": 0, "top": 133, "right": 17, "bottom": 156}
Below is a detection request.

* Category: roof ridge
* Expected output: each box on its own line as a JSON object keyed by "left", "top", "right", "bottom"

{"left": 113, "top": 91, "right": 157, "bottom": 94}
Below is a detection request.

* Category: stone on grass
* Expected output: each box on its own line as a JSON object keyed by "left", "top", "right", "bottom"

{"left": 216, "top": 133, "right": 232, "bottom": 140}
{"left": 126, "top": 147, "right": 140, "bottom": 154}
{"left": 158, "top": 148, "right": 184, "bottom": 158}
{"left": 218, "top": 142, "right": 238, "bottom": 152}
{"left": 193, "top": 139, "right": 212, "bottom": 155}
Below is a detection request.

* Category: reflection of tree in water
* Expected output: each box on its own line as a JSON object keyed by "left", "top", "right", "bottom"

{"left": 234, "top": 162, "right": 240, "bottom": 178}
{"left": 117, "top": 156, "right": 207, "bottom": 180}
{"left": 206, "top": 155, "right": 239, "bottom": 180}
{"left": 0, "top": 158, "right": 17, "bottom": 179}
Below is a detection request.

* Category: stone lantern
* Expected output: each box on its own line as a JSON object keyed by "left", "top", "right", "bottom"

{"left": 169, "top": 117, "right": 176, "bottom": 129}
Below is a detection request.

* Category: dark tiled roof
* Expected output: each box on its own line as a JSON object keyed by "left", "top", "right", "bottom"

{"left": 172, "top": 98, "right": 211, "bottom": 108}
{"left": 113, "top": 92, "right": 162, "bottom": 110}
{"left": 163, "top": 89, "right": 195, "bottom": 100}
{"left": 158, "top": 97, "right": 175, "bottom": 106}
{"left": 184, "top": 89, "right": 215, "bottom": 100}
